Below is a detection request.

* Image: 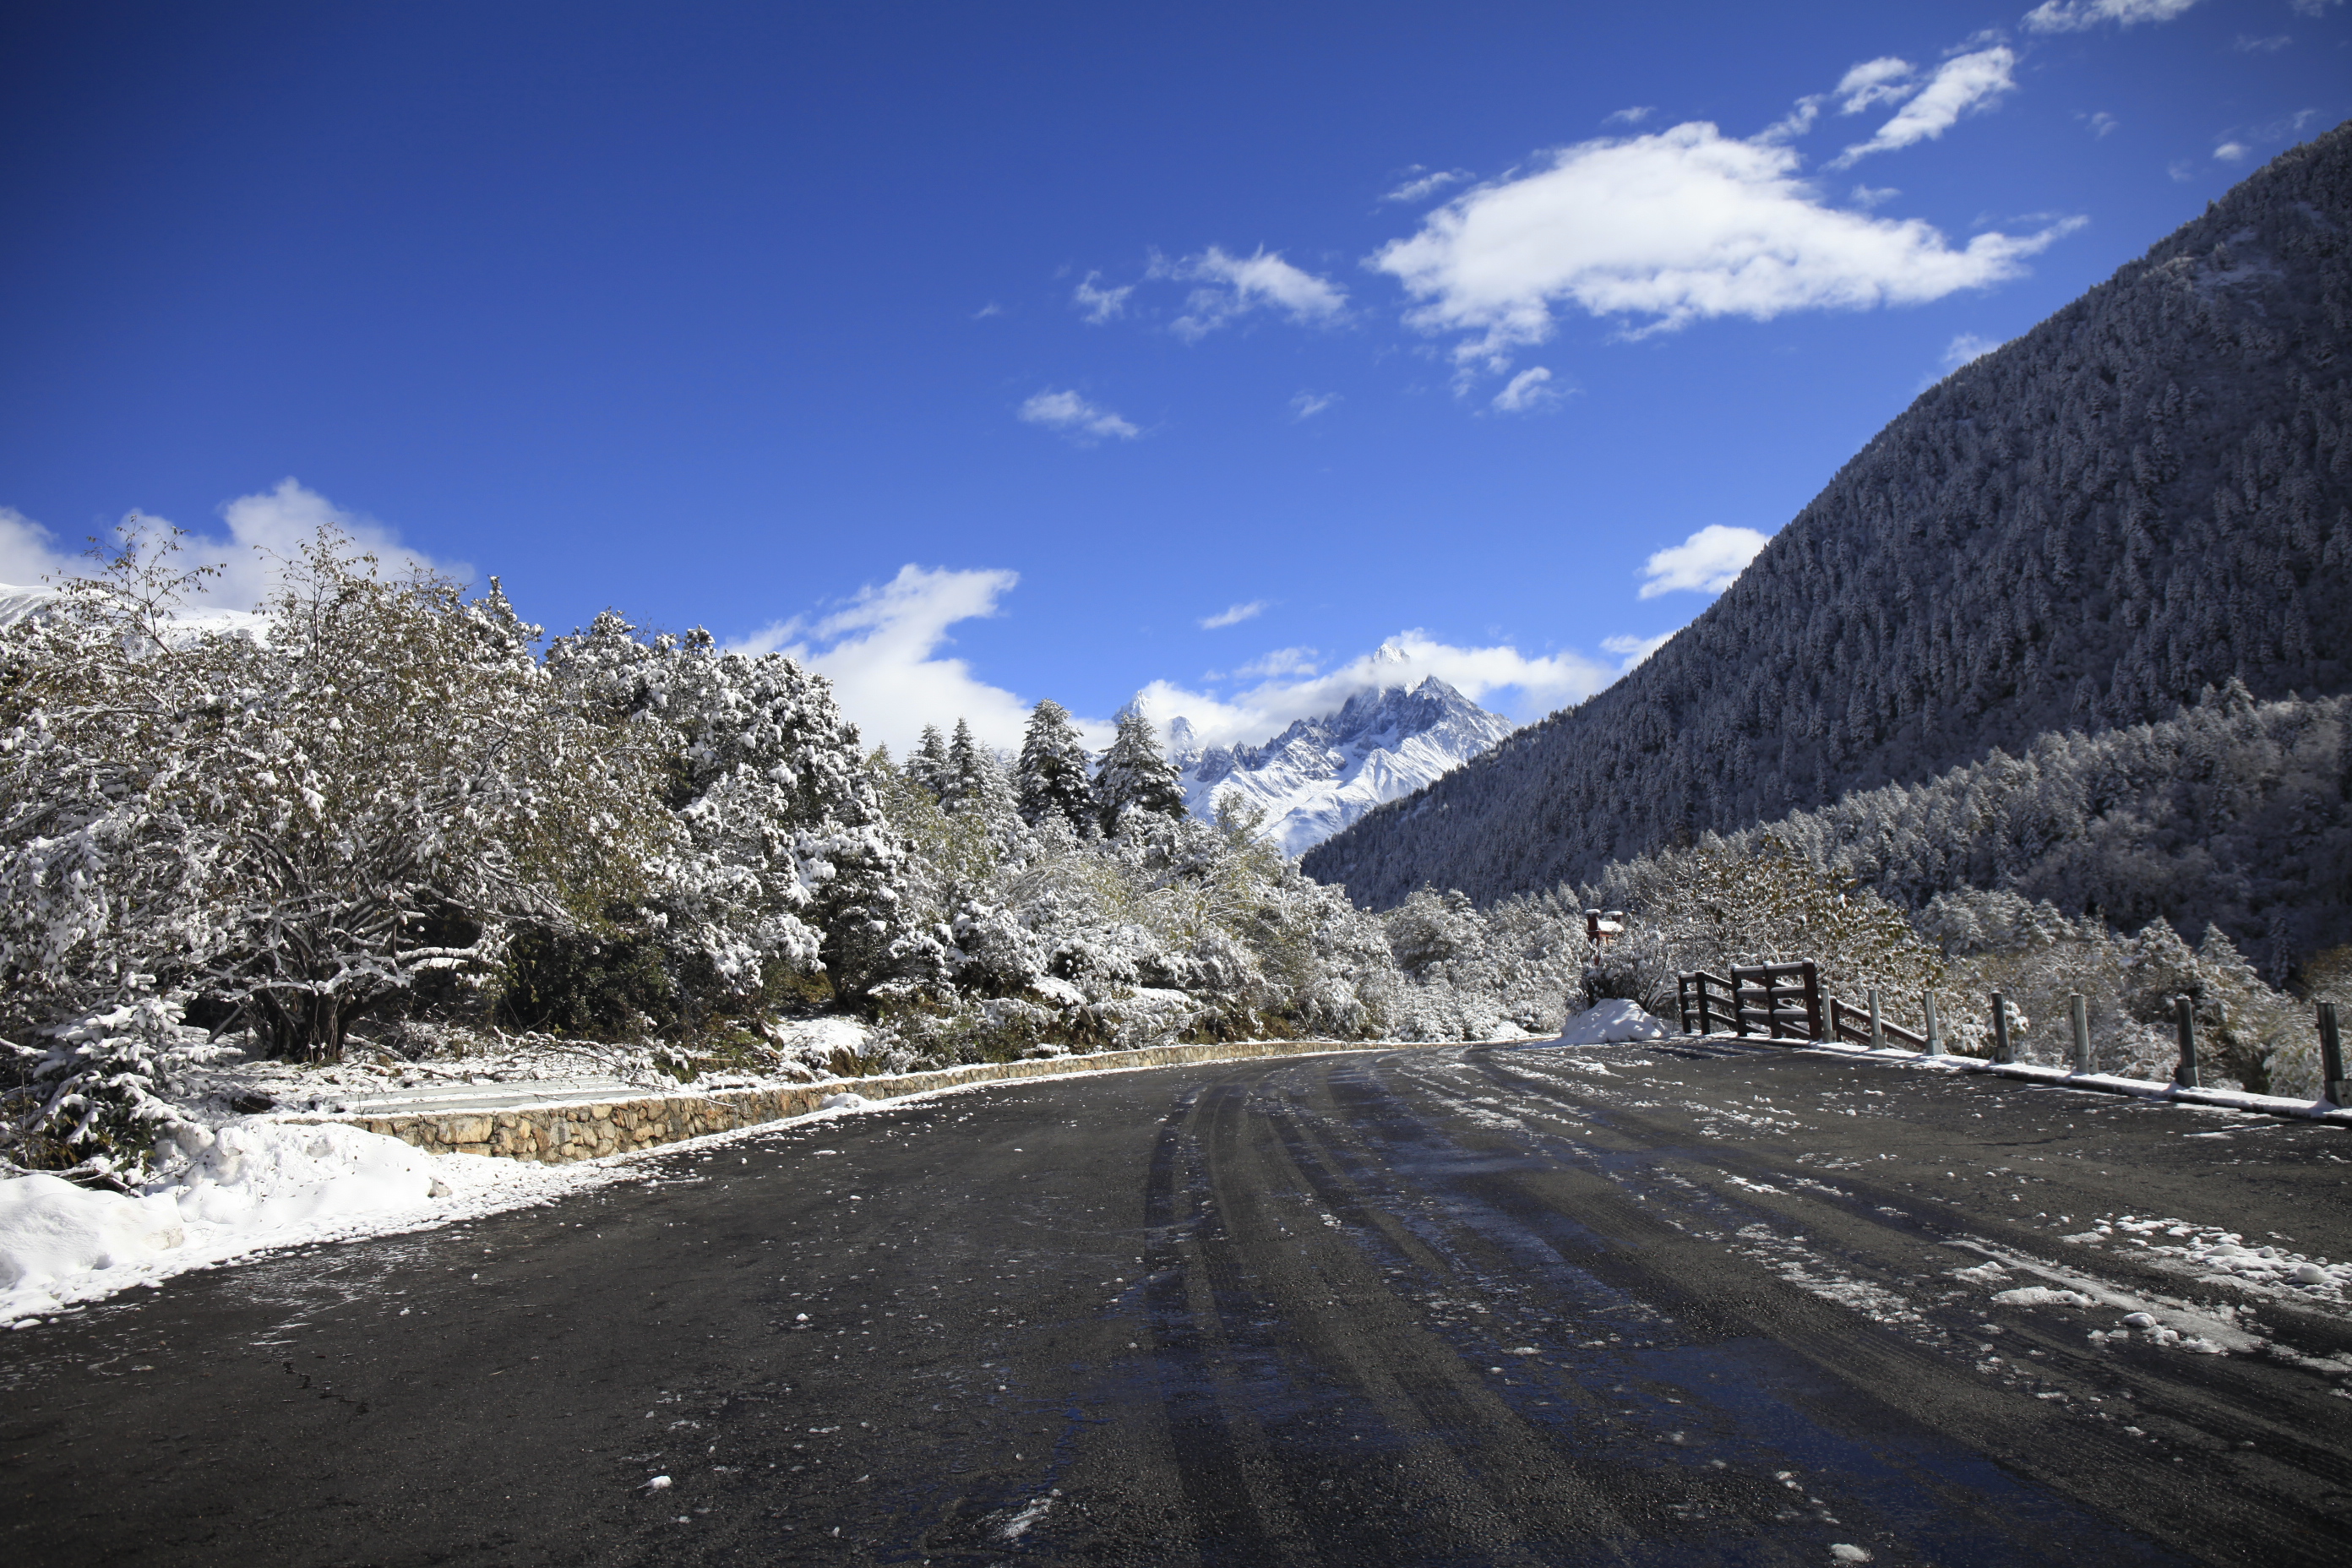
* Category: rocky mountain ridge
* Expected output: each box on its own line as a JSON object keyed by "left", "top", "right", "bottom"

{"left": 1169, "top": 668, "right": 1515, "bottom": 855}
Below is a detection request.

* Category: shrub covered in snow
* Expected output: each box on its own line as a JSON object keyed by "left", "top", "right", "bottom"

{"left": 0, "top": 527, "right": 668, "bottom": 1065}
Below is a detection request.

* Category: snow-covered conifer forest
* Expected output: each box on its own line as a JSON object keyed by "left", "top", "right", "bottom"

{"left": 1308, "top": 122, "right": 2352, "bottom": 972}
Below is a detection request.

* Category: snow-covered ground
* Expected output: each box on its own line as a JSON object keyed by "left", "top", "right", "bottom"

{"left": 159, "top": 1015, "right": 891, "bottom": 1120}
{"left": 0, "top": 1119, "right": 618, "bottom": 1330}
{"left": 0, "top": 1015, "right": 910, "bottom": 1328}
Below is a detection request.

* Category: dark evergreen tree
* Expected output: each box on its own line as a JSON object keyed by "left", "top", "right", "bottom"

{"left": 1094, "top": 705, "right": 1186, "bottom": 830}
{"left": 1015, "top": 699, "right": 1097, "bottom": 831}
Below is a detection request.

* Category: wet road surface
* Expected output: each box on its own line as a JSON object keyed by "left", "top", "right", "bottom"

{"left": 5, "top": 1037, "right": 2350, "bottom": 1565}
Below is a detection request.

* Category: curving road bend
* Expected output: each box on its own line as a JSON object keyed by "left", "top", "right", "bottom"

{"left": 4, "top": 1038, "right": 2349, "bottom": 1565}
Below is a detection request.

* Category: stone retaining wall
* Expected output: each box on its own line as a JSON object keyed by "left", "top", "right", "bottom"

{"left": 313, "top": 1037, "right": 1448, "bottom": 1164}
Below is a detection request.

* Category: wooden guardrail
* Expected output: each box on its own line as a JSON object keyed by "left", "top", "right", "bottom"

{"left": 1671, "top": 966, "right": 2349, "bottom": 1110}
{"left": 1734, "top": 961, "right": 1822, "bottom": 1041}
{"left": 1828, "top": 989, "right": 1927, "bottom": 1050}
{"left": 1675, "top": 971, "right": 1738, "bottom": 1036}
{"left": 1677, "top": 961, "right": 1821, "bottom": 1040}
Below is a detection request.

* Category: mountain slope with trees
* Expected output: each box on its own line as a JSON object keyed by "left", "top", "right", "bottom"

{"left": 1307, "top": 122, "right": 2352, "bottom": 916}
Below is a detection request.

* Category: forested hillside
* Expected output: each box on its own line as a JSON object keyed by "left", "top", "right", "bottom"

{"left": 1599, "top": 683, "right": 2351, "bottom": 972}
{"left": 1307, "top": 122, "right": 2352, "bottom": 915}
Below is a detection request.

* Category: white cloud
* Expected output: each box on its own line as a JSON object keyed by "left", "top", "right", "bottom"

{"left": 1603, "top": 106, "right": 1657, "bottom": 127}
{"left": 1834, "top": 57, "right": 1919, "bottom": 115}
{"left": 2213, "top": 140, "right": 2254, "bottom": 163}
{"left": 732, "top": 565, "right": 1090, "bottom": 754}
{"left": 1600, "top": 630, "right": 1674, "bottom": 669}
{"left": 972, "top": 302, "right": 1005, "bottom": 319}
{"left": 1018, "top": 389, "right": 1140, "bottom": 443}
{"left": 1382, "top": 167, "right": 1470, "bottom": 204}
{"left": 2288, "top": 0, "right": 2341, "bottom": 17}
{"left": 1372, "top": 121, "right": 2074, "bottom": 362}
{"left": 1943, "top": 332, "right": 2008, "bottom": 370}
{"left": 1136, "top": 632, "right": 1614, "bottom": 749}
{"left": 2083, "top": 111, "right": 2119, "bottom": 137}
{"left": 1200, "top": 600, "right": 1268, "bottom": 629}
{"left": 1832, "top": 47, "right": 2017, "bottom": 166}
{"left": 1755, "top": 96, "right": 1825, "bottom": 145}
{"left": 1850, "top": 183, "right": 1901, "bottom": 208}
{"left": 0, "top": 506, "right": 74, "bottom": 588}
{"left": 1290, "top": 389, "right": 1341, "bottom": 421}
{"left": 1636, "top": 524, "right": 1771, "bottom": 598}
{"left": 1153, "top": 246, "right": 1348, "bottom": 341}
{"left": 2235, "top": 33, "right": 2292, "bottom": 51}
{"left": 1491, "top": 367, "right": 1560, "bottom": 412}
{"left": 2169, "top": 159, "right": 2198, "bottom": 182}
{"left": 1072, "top": 271, "right": 1133, "bottom": 324}
{"left": 0, "top": 480, "right": 469, "bottom": 612}
{"left": 2024, "top": 0, "right": 2199, "bottom": 32}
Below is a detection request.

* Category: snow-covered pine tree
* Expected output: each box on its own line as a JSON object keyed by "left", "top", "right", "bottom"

{"left": 1094, "top": 705, "right": 1187, "bottom": 833}
{"left": 1015, "top": 699, "right": 1097, "bottom": 832}
{"left": 945, "top": 719, "right": 1023, "bottom": 841}
{"left": 907, "top": 726, "right": 951, "bottom": 801}
{"left": 542, "top": 612, "right": 949, "bottom": 1016}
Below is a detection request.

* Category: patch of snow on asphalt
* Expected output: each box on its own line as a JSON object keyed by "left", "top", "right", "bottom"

{"left": 997, "top": 1495, "right": 1054, "bottom": 1539}
{"left": 1948, "top": 1239, "right": 2276, "bottom": 1355}
{"left": 1990, "top": 1287, "right": 2099, "bottom": 1308}
{"left": 2057, "top": 1214, "right": 2349, "bottom": 1306}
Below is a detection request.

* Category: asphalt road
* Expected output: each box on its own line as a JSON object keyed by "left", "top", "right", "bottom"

{"left": 5, "top": 1038, "right": 2350, "bottom": 1566}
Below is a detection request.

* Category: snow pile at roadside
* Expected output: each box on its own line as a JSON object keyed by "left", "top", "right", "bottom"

{"left": 1556, "top": 999, "right": 1672, "bottom": 1045}
{"left": 0, "top": 1177, "right": 186, "bottom": 1293}
{"left": 1, "top": 1119, "right": 613, "bottom": 1327}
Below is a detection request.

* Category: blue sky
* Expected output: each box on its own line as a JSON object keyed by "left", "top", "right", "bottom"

{"left": 1, "top": 0, "right": 2344, "bottom": 753}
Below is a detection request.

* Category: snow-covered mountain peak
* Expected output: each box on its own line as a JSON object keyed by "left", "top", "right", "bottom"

{"left": 0, "top": 581, "right": 273, "bottom": 644}
{"left": 1168, "top": 676, "right": 1514, "bottom": 856}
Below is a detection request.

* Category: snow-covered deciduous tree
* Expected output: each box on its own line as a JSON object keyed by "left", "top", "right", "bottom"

{"left": 1593, "top": 837, "right": 1949, "bottom": 1037}
{"left": 1893, "top": 887, "right": 2319, "bottom": 1091}
{"left": 0, "top": 526, "right": 669, "bottom": 1063}
{"left": 1015, "top": 699, "right": 1096, "bottom": 832}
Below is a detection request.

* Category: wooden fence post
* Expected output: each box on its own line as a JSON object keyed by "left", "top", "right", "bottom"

{"left": 2175, "top": 995, "right": 2200, "bottom": 1089}
{"left": 2070, "top": 994, "right": 2090, "bottom": 1075}
{"left": 1867, "top": 987, "right": 1883, "bottom": 1049}
{"left": 1800, "top": 961, "right": 1823, "bottom": 1043}
{"left": 2319, "top": 1001, "right": 2345, "bottom": 1108}
{"left": 1923, "top": 992, "right": 1942, "bottom": 1055}
{"left": 1991, "top": 992, "right": 2012, "bottom": 1064}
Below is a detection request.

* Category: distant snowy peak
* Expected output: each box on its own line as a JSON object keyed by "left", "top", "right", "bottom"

{"left": 0, "top": 581, "right": 274, "bottom": 644}
{"left": 1170, "top": 676, "right": 1516, "bottom": 856}
{"left": 0, "top": 583, "right": 57, "bottom": 630}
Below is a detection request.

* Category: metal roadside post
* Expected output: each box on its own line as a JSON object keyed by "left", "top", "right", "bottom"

{"left": 1923, "top": 992, "right": 1943, "bottom": 1055}
{"left": 1991, "top": 992, "right": 2013, "bottom": 1064}
{"left": 2321, "top": 1001, "right": 2346, "bottom": 1108}
{"left": 2175, "top": 995, "right": 2201, "bottom": 1089}
{"left": 2070, "top": 994, "right": 2090, "bottom": 1075}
